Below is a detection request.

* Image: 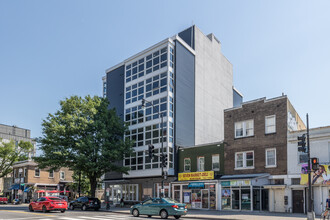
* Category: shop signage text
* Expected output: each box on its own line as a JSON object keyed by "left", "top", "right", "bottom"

{"left": 178, "top": 171, "right": 214, "bottom": 181}
{"left": 221, "top": 180, "right": 250, "bottom": 186}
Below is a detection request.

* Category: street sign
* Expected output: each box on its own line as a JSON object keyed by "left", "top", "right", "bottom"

{"left": 161, "top": 189, "right": 165, "bottom": 194}
{"left": 18, "top": 190, "right": 22, "bottom": 195}
{"left": 106, "top": 188, "right": 110, "bottom": 196}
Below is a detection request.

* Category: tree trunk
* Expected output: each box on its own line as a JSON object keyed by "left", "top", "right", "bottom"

{"left": 89, "top": 176, "right": 97, "bottom": 198}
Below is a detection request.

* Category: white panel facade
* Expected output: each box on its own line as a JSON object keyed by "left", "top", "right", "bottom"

{"left": 194, "top": 27, "right": 233, "bottom": 145}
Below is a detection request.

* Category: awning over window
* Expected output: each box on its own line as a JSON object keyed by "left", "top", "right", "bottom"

{"left": 9, "top": 184, "right": 20, "bottom": 190}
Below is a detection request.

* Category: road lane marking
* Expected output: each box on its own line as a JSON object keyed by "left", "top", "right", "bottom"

{"left": 0, "top": 210, "right": 54, "bottom": 217}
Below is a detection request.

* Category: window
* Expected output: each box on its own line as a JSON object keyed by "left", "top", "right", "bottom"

{"left": 60, "top": 171, "right": 65, "bottom": 180}
{"left": 235, "top": 120, "right": 254, "bottom": 138}
{"left": 235, "top": 151, "right": 254, "bottom": 169}
{"left": 197, "top": 157, "right": 205, "bottom": 171}
{"left": 212, "top": 154, "right": 220, "bottom": 171}
{"left": 265, "top": 148, "right": 276, "bottom": 167}
{"left": 49, "top": 170, "right": 54, "bottom": 178}
{"left": 24, "top": 168, "right": 27, "bottom": 177}
{"left": 265, "top": 115, "right": 276, "bottom": 134}
{"left": 184, "top": 158, "right": 191, "bottom": 172}
{"left": 291, "top": 178, "right": 300, "bottom": 185}
{"left": 35, "top": 168, "right": 40, "bottom": 177}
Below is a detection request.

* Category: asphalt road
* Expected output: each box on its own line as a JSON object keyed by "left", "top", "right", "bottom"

{"left": 0, "top": 204, "right": 190, "bottom": 220}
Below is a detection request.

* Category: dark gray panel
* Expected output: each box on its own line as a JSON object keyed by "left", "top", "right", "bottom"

{"left": 175, "top": 41, "right": 195, "bottom": 147}
{"left": 106, "top": 65, "right": 125, "bottom": 120}
{"left": 178, "top": 26, "right": 195, "bottom": 49}
{"left": 233, "top": 89, "right": 243, "bottom": 107}
{"left": 105, "top": 65, "right": 125, "bottom": 180}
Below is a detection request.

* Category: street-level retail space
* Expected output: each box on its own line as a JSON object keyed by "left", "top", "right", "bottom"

{"left": 172, "top": 180, "right": 217, "bottom": 210}
{"left": 219, "top": 173, "right": 270, "bottom": 211}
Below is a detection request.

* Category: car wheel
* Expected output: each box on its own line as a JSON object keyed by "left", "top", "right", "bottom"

{"left": 148, "top": 215, "right": 152, "bottom": 218}
{"left": 174, "top": 215, "right": 181, "bottom": 219}
{"left": 160, "top": 210, "right": 168, "bottom": 219}
{"left": 29, "top": 205, "right": 34, "bottom": 212}
{"left": 61, "top": 210, "right": 65, "bottom": 213}
{"left": 42, "top": 205, "right": 47, "bottom": 213}
{"left": 81, "top": 204, "right": 87, "bottom": 211}
{"left": 132, "top": 208, "right": 139, "bottom": 217}
{"left": 69, "top": 204, "right": 74, "bottom": 210}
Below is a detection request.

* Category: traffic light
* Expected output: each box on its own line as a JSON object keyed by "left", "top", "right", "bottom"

{"left": 148, "top": 144, "right": 155, "bottom": 158}
{"left": 311, "top": 157, "right": 319, "bottom": 170}
{"left": 161, "top": 154, "right": 168, "bottom": 168}
{"left": 297, "top": 134, "right": 306, "bottom": 152}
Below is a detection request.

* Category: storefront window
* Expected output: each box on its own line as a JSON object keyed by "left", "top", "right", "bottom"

{"left": 222, "top": 188, "right": 231, "bottom": 210}
{"left": 191, "top": 190, "right": 202, "bottom": 209}
{"left": 209, "top": 184, "right": 216, "bottom": 210}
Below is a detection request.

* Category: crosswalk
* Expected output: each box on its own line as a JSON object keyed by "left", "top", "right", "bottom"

{"left": 6, "top": 213, "right": 193, "bottom": 220}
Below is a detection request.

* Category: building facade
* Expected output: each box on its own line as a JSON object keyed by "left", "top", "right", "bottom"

{"left": 288, "top": 126, "right": 330, "bottom": 215}
{"left": 0, "top": 124, "right": 36, "bottom": 198}
{"left": 10, "top": 160, "right": 73, "bottom": 203}
{"left": 222, "top": 95, "right": 305, "bottom": 212}
{"left": 172, "top": 142, "right": 224, "bottom": 210}
{"left": 103, "top": 26, "right": 241, "bottom": 204}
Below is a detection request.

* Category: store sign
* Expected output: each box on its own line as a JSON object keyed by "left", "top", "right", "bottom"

{"left": 188, "top": 182, "right": 205, "bottom": 189}
{"left": 300, "top": 163, "right": 330, "bottom": 185}
{"left": 178, "top": 171, "right": 214, "bottom": 181}
{"left": 221, "top": 180, "right": 250, "bottom": 186}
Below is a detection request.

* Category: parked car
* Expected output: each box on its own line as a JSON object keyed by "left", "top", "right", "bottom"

{"left": 0, "top": 197, "right": 8, "bottom": 204}
{"left": 69, "top": 196, "right": 101, "bottom": 211}
{"left": 29, "top": 196, "right": 67, "bottom": 213}
{"left": 130, "top": 197, "right": 187, "bottom": 219}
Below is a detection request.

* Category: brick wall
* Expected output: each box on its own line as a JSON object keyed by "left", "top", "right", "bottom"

{"left": 224, "top": 97, "right": 288, "bottom": 175}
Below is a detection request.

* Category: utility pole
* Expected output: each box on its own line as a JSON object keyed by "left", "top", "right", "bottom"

{"left": 142, "top": 99, "right": 166, "bottom": 198}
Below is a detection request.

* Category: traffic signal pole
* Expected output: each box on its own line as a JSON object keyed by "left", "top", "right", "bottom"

{"left": 307, "top": 113, "right": 315, "bottom": 220}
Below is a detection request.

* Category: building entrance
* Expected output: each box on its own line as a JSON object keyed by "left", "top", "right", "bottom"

{"left": 292, "top": 190, "right": 304, "bottom": 213}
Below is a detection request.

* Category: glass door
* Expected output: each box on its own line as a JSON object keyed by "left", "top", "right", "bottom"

{"left": 201, "top": 189, "right": 209, "bottom": 209}
{"left": 232, "top": 189, "right": 240, "bottom": 210}
{"left": 241, "top": 188, "right": 251, "bottom": 210}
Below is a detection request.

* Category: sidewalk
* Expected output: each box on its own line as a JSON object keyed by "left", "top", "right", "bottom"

{"left": 102, "top": 207, "right": 308, "bottom": 220}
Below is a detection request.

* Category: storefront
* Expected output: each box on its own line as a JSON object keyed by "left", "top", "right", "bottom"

{"left": 106, "top": 184, "right": 139, "bottom": 204}
{"left": 219, "top": 174, "right": 270, "bottom": 211}
{"left": 172, "top": 171, "right": 217, "bottom": 210}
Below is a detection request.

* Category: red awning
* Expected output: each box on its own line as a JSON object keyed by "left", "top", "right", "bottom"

{"left": 36, "top": 190, "right": 45, "bottom": 193}
{"left": 48, "top": 190, "right": 59, "bottom": 193}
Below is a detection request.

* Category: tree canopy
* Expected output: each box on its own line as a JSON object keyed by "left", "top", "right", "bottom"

{"left": 0, "top": 139, "right": 34, "bottom": 178}
{"left": 34, "top": 95, "right": 133, "bottom": 197}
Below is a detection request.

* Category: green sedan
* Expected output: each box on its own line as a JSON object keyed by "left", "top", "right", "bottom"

{"left": 130, "top": 197, "right": 187, "bottom": 219}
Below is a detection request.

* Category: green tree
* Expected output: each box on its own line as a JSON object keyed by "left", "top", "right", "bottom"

{"left": 34, "top": 96, "right": 133, "bottom": 197}
{"left": 0, "top": 139, "right": 34, "bottom": 178}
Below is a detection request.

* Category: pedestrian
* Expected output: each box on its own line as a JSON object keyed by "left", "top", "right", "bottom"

{"left": 120, "top": 197, "right": 124, "bottom": 208}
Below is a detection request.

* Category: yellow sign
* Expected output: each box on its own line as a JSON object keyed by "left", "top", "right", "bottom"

{"left": 178, "top": 171, "right": 214, "bottom": 181}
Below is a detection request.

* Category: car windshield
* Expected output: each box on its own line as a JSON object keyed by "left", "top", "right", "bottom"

{"left": 162, "top": 198, "right": 179, "bottom": 204}
{"left": 48, "top": 198, "right": 62, "bottom": 201}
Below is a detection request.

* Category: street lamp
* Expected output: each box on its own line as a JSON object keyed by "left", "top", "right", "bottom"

{"left": 141, "top": 98, "right": 166, "bottom": 197}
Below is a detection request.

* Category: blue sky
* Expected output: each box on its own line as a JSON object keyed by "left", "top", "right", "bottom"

{"left": 1, "top": 0, "right": 330, "bottom": 140}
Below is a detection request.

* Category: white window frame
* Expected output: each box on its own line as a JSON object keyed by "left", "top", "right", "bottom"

{"left": 265, "top": 115, "right": 276, "bottom": 134}
{"left": 49, "top": 170, "right": 54, "bottom": 178}
{"left": 235, "top": 119, "right": 254, "bottom": 138}
{"left": 184, "top": 158, "right": 191, "bottom": 172}
{"left": 34, "top": 168, "right": 40, "bottom": 177}
{"left": 235, "top": 151, "right": 254, "bottom": 170}
{"left": 60, "top": 171, "right": 65, "bottom": 180}
{"left": 197, "top": 156, "right": 205, "bottom": 172}
{"left": 212, "top": 154, "right": 220, "bottom": 171}
{"left": 265, "top": 148, "right": 277, "bottom": 168}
